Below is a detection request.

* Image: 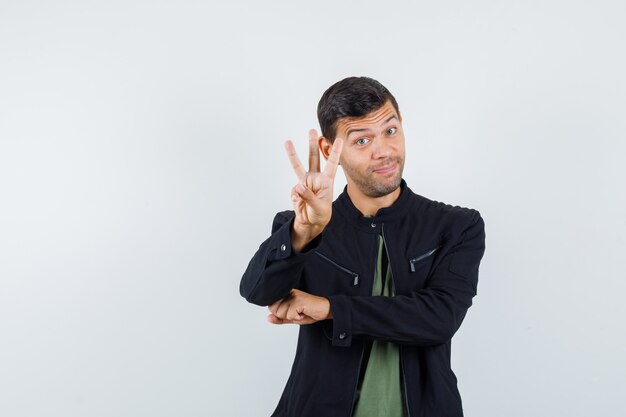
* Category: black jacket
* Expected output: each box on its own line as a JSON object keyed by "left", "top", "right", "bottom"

{"left": 240, "top": 179, "right": 486, "bottom": 417}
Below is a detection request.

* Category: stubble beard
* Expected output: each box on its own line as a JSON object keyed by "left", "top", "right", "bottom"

{"left": 343, "top": 157, "right": 405, "bottom": 198}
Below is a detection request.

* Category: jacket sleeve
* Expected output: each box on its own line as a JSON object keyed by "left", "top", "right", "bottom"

{"left": 326, "top": 211, "right": 486, "bottom": 347}
{"left": 239, "top": 210, "right": 324, "bottom": 306}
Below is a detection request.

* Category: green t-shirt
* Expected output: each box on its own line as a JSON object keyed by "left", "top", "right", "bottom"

{"left": 352, "top": 234, "right": 407, "bottom": 417}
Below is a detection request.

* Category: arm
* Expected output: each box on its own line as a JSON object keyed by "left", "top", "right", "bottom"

{"left": 239, "top": 210, "right": 323, "bottom": 306}
{"left": 327, "top": 211, "right": 486, "bottom": 347}
{"left": 239, "top": 130, "right": 343, "bottom": 307}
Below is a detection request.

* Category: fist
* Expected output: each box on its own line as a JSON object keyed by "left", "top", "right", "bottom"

{"left": 267, "top": 289, "right": 333, "bottom": 325}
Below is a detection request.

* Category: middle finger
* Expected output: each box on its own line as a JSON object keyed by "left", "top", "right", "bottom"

{"left": 308, "top": 129, "right": 320, "bottom": 173}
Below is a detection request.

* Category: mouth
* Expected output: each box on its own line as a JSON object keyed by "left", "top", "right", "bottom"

{"left": 372, "top": 163, "right": 397, "bottom": 175}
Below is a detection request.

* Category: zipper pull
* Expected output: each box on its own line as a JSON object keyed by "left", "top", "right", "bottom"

{"left": 353, "top": 274, "right": 360, "bottom": 286}
{"left": 409, "top": 260, "right": 416, "bottom": 273}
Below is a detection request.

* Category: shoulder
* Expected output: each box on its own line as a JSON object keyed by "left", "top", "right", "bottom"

{"left": 407, "top": 189, "right": 483, "bottom": 232}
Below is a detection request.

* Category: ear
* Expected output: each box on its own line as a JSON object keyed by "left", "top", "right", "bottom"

{"left": 318, "top": 136, "right": 334, "bottom": 162}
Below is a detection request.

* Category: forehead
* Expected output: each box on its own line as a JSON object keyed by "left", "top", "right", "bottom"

{"left": 335, "top": 101, "right": 399, "bottom": 135}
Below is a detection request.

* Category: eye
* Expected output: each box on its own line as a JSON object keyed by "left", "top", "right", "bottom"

{"left": 356, "top": 137, "right": 369, "bottom": 146}
{"left": 386, "top": 127, "right": 397, "bottom": 135}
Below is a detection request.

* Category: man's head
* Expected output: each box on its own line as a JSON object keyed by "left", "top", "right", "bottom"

{"left": 318, "top": 77, "right": 405, "bottom": 199}
{"left": 317, "top": 76, "right": 400, "bottom": 143}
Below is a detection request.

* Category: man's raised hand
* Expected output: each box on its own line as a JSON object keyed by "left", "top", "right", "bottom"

{"left": 284, "top": 129, "right": 343, "bottom": 252}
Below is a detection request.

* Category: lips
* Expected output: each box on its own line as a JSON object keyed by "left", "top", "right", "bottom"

{"left": 373, "top": 163, "right": 397, "bottom": 174}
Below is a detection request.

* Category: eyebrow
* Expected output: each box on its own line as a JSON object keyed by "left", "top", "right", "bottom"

{"left": 346, "top": 115, "right": 398, "bottom": 137}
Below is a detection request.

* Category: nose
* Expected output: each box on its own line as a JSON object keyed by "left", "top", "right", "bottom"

{"left": 371, "top": 136, "right": 392, "bottom": 159}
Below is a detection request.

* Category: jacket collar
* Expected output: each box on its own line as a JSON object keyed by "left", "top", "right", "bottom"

{"left": 334, "top": 178, "right": 415, "bottom": 233}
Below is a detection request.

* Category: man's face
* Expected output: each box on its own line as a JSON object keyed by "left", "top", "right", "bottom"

{"left": 331, "top": 100, "right": 405, "bottom": 198}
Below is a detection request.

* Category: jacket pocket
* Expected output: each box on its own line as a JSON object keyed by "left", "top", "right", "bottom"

{"left": 314, "top": 251, "right": 360, "bottom": 286}
{"left": 409, "top": 245, "right": 441, "bottom": 272}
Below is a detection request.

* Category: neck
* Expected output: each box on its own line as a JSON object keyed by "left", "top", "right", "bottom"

{"left": 346, "top": 182, "right": 402, "bottom": 217}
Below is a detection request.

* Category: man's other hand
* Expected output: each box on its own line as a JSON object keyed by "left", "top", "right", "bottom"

{"left": 267, "top": 289, "right": 333, "bottom": 325}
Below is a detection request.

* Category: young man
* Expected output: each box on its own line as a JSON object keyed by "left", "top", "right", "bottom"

{"left": 240, "top": 77, "right": 486, "bottom": 417}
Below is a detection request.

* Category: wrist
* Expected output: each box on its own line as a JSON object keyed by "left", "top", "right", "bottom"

{"left": 291, "top": 223, "right": 324, "bottom": 253}
{"left": 324, "top": 297, "right": 333, "bottom": 319}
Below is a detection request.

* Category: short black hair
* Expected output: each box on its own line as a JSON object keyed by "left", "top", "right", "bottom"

{"left": 317, "top": 76, "right": 400, "bottom": 142}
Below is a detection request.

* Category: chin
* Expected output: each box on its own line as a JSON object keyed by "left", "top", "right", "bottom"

{"left": 365, "top": 175, "right": 402, "bottom": 198}
{"left": 345, "top": 163, "right": 403, "bottom": 198}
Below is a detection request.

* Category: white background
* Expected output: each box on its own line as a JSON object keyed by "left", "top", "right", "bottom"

{"left": 1, "top": 1, "right": 625, "bottom": 416}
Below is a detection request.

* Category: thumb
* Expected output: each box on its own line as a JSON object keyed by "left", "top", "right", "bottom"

{"left": 295, "top": 184, "right": 324, "bottom": 212}
{"left": 267, "top": 314, "right": 286, "bottom": 324}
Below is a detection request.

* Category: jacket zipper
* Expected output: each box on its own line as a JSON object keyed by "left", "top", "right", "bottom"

{"left": 348, "top": 232, "right": 380, "bottom": 417}
{"left": 348, "top": 346, "right": 366, "bottom": 417}
{"left": 315, "top": 251, "right": 360, "bottom": 286}
{"left": 381, "top": 223, "right": 412, "bottom": 417}
{"left": 409, "top": 246, "right": 441, "bottom": 272}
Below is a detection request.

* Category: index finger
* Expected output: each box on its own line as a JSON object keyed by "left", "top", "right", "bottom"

{"left": 322, "top": 138, "right": 343, "bottom": 179}
{"left": 308, "top": 129, "right": 321, "bottom": 173}
{"left": 284, "top": 140, "right": 307, "bottom": 180}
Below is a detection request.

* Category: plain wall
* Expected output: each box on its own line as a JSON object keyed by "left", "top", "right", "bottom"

{"left": 1, "top": 1, "right": 624, "bottom": 416}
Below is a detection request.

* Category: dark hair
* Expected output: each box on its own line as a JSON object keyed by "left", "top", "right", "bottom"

{"left": 317, "top": 76, "right": 400, "bottom": 142}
